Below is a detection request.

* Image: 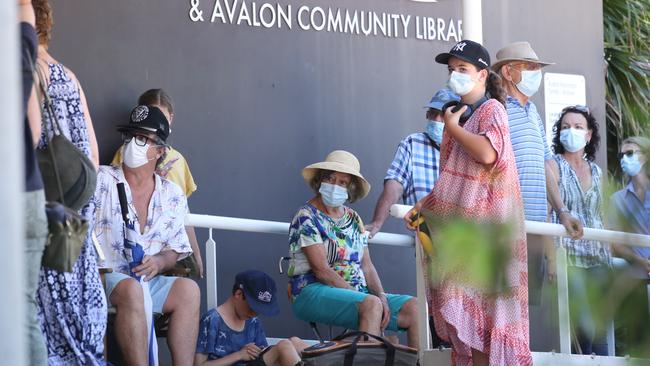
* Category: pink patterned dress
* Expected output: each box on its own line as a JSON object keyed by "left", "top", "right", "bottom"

{"left": 420, "top": 99, "right": 532, "bottom": 365}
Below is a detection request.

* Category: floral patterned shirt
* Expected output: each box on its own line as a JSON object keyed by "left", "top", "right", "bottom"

{"left": 288, "top": 203, "right": 369, "bottom": 294}
{"left": 92, "top": 165, "right": 191, "bottom": 274}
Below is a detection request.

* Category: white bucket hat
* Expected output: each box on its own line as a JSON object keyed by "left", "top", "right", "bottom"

{"left": 302, "top": 150, "right": 371, "bottom": 200}
{"left": 491, "top": 41, "right": 555, "bottom": 72}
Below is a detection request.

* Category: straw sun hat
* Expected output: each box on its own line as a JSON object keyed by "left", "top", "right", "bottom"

{"left": 302, "top": 150, "right": 371, "bottom": 201}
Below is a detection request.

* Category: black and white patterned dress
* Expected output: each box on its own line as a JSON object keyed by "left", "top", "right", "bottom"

{"left": 36, "top": 63, "right": 107, "bottom": 365}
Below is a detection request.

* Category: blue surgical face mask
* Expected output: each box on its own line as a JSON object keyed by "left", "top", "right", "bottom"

{"left": 516, "top": 70, "right": 542, "bottom": 97}
{"left": 559, "top": 128, "right": 588, "bottom": 153}
{"left": 447, "top": 71, "right": 475, "bottom": 96}
{"left": 621, "top": 154, "right": 643, "bottom": 177}
{"left": 319, "top": 182, "right": 348, "bottom": 208}
{"left": 425, "top": 120, "right": 444, "bottom": 145}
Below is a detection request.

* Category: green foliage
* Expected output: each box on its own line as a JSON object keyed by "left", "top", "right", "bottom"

{"left": 603, "top": 0, "right": 650, "bottom": 177}
{"left": 421, "top": 212, "right": 514, "bottom": 295}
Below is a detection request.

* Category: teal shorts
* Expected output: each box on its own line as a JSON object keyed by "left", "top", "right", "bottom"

{"left": 105, "top": 272, "right": 177, "bottom": 314}
{"left": 291, "top": 283, "right": 413, "bottom": 332}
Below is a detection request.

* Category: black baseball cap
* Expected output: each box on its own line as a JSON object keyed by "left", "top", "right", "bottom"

{"left": 435, "top": 40, "right": 491, "bottom": 70}
{"left": 235, "top": 270, "right": 280, "bottom": 316}
{"left": 117, "top": 105, "right": 170, "bottom": 143}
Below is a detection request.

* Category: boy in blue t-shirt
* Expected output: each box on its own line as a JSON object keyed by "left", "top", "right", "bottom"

{"left": 194, "top": 270, "right": 307, "bottom": 366}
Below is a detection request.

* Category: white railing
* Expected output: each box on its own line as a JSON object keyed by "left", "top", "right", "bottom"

{"left": 186, "top": 205, "right": 650, "bottom": 365}
{"left": 186, "top": 214, "right": 413, "bottom": 312}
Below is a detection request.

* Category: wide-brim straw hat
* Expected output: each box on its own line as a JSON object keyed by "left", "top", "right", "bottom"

{"left": 491, "top": 41, "right": 555, "bottom": 72}
{"left": 302, "top": 150, "right": 371, "bottom": 200}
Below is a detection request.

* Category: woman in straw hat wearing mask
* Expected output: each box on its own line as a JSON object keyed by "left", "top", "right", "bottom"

{"left": 286, "top": 150, "right": 419, "bottom": 348}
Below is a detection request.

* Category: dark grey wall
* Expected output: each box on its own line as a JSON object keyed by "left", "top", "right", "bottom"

{"left": 49, "top": 0, "right": 605, "bottom": 350}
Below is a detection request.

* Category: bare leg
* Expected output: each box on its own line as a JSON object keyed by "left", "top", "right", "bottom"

{"left": 358, "top": 295, "right": 383, "bottom": 336}
{"left": 471, "top": 348, "right": 489, "bottom": 366}
{"left": 110, "top": 278, "right": 148, "bottom": 366}
{"left": 396, "top": 298, "right": 419, "bottom": 349}
{"left": 289, "top": 336, "right": 309, "bottom": 353}
{"left": 263, "top": 338, "right": 305, "bottom": 366}
{"left": 162, "top": 278, "right": 200, "bottom": 366}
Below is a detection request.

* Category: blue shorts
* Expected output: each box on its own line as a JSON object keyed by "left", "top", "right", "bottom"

{"left": 291, "top": 283, "right": 413, "bottom": 332}
{"left": 105, "top": 272, "right": 177, "bottom": 314}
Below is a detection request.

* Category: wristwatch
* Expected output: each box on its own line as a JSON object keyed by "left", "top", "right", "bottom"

{"left": 557, "top": 207, "right": 571, "bottom": 216}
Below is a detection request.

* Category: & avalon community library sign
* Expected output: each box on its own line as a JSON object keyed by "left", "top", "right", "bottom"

{"left": 188, "top": 0, "right": 462, "bottom": 42}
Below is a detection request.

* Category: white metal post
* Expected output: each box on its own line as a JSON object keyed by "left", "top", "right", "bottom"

{"left": 606, "top": 320, "right": 615, "bottom": 356}
{"left": 461, "top": 0, "right": 483, "bottom": 43}
{"left": 205, "top": 229, "right": 218, "bottom": 310}
{"left": 0, "top": 2, "right": 26, "bottom": 365}
{"left": 556, "top": 243, "right": 572, "bottom": 354}
{"left": 414, "top": 238, "right": 432, "bottom": 354}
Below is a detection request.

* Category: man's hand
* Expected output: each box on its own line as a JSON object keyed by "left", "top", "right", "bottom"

{"left": 559, "top": 212, "right": 583, "bottom": 240}
{"left": 134, "top": 255, "right": 163, "bottom": 281}
{"left": 379, "top": 295, "right": 390, "bottom": 331}
{"left": 238, "top": 343, "right": 261, "bottom": 361}
{"left": 365, "top": 222, "right": 382, "bottom": 239}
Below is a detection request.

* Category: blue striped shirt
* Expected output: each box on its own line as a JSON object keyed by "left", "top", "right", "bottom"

{"left": 385, "top": 132, "right": 440, "bottom": 205}
{"left": 506, "top": 96, "right": 553, "bottom": 222}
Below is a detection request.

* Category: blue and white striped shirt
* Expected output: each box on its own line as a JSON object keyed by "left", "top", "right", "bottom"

{"left": 506, "top": 96, "right": 553, "bottom": 222}
{"left": 385, "top": 132, "right": 440, "bottom": 205}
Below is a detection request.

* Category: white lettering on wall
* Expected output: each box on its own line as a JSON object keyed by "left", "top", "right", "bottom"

{"left": 311, "top": 7, "right": 326, "bottom": 31}
{"left": 297, "top": 5, "right": 310, "bottom": 30}
{"left": 193, "top": 0, "right": 461, "bottom": 43}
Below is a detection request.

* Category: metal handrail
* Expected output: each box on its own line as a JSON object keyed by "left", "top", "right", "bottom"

{"left": 187, "top": 213, "right": 415, "bottom": 247}
{"left": 185, "top": 206, "right": 650, "bottom": 363}
{"left": 389, "top": 204, "right": 650, "bottom": 247}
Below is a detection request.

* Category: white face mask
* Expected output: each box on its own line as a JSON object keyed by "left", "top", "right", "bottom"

{"left": 516, "top": 70, "right": 542, "bottom": 97}
{"left": 123, "top": 139, "right": 153, "bottom": 168}
{"left": 559, "top": 128, "right": 588, "bottom": 153}
{"left": 447, "top": 71, "right": 476, "bottom": 96}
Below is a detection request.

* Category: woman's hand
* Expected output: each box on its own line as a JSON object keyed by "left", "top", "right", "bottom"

{"left": 155, "top": 155, "right": 179, "bottom": 178}
{"left": 558, "top": 212, "right": 583, "bottom": 240}
{"left": 443, "top": 104, "right": 468, "bottom": 128}
{"left": 404, "top": 201, "right": 423, "bottom": 230}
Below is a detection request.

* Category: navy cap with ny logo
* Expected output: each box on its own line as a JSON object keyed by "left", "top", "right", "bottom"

{"left": 435, "top": 40, "right": 491, "bottom": 70}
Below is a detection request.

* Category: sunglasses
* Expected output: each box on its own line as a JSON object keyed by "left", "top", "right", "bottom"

{"left": 618, "top": 150, "right": 640, "bottom": 159}
{"left": 562, "top": 105, "right": 590, "bottom": 114}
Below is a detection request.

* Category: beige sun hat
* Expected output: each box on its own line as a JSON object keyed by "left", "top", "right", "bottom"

{"left": 491, "top": 41, "right": 555, "bottom": 72}
{"left": 302, "top": 150, "right": 371, "bottom": 200}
